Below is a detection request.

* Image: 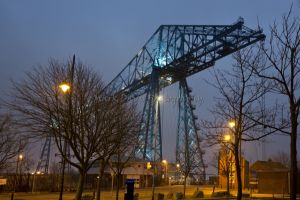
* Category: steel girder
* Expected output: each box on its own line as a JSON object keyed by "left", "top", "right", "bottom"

{"left": 135, "top": 68, "right": 162, "bottom": 162}
{"left": 176, "top": 79, "right": 206, "bottom": 181}
{"left": 105, "top": 18, "right": 265, "bottom": 100}
{"left": 35, "top": 136, "right": 51, "bottom": 174}
{"left": 106, "top": 18, "right": 265, "bottom": 164}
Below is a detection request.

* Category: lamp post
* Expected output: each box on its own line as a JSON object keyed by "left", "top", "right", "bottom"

{"left": 176, "top": 163, "right": 180, "bottom": 184}
{"left": 151, "top": 94, "right": 163, "bottom": 200}
{"left": 11, "top": 154, "right": 23, "bottom": 200}
{"left": 58, "top": 55, "right": 75, "bottom": 200}
{"left": 223, "top": 134, "right": 232, "bottom": 192}
{"left": 162, "top": 160, "right": 168, "bottom": 185}
{"left": 58, "top": 82, "right": 71, "bottom": 200}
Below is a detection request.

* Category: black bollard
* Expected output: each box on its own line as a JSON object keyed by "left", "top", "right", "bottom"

{"left": 124, "top": 179, "right": 134, "bottom": 200}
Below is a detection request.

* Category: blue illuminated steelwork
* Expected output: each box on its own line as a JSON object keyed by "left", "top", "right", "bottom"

{"left": 135, "top": 69, "right": 162, "bottom": 162}
{"left": 176, "top": 79, "right": 205, "bottom": 181}
{"left": 105, "top": 18, "right": 265, "bottom": 100}
{"left": 106, "top": 18, "right": 265, "bottom": 163}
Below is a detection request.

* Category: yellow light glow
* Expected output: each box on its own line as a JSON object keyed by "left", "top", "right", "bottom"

{"left": 19, "top": 154, "right": 23, "bottom": 160}
{"left": 36, "top": 171, "right": 41, "bottom": 175}
{"left": 147, "top": 162, "right": 152, "bottom": 170}
{"left": 59, "top": 83, "right": 71, "bottom": 93}
{"left": 162, "top": 160, "right": 167, "bottom": 164}
{"left": 176, "top": 163, "right": 180, "bottom": 168}
{"left": 224, "top": 134, "right": 231, "bottom": 141}
{"left": 228, "top": 121, "right": 235, "bottom": 128}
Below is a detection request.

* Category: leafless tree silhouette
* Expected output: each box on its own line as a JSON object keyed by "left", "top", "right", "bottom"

{"left": 203, "top": 48, "right": 275, "bottom": 200}
{"left": 8, "top": 56, "right": 139, "bottom": 200}
{"left": 251, "top": 8, "right": 300, "bottom": 199}
{"left": 0, "top": 113, "right": 25, "bottom": 172}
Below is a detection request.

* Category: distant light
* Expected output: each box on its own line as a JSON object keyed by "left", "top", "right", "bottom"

{"left": 59, "top": 83, "right": 71, "bottom": 93}
{"left": 146, "top": 162, "right": 152, "bottom": 170}
{"left": 157, "top": 95, "right": 163, "bottom": 102}
{"left": 36, "top": 171, "right": 41, "bottom": 175}
{"left": 224, "top": 134, "right": 231, "bottom": 142}
{"left": 19, "top": 154, "right": 23, "bottom": 160}
{"left": 176, "top": 163, "right": 180, "bottom": 168}
{"left": 166, "top": 77, "right": 172, "bottom": 82}
{"left": 162, "top": 160, "right": 167, "bottom": 164}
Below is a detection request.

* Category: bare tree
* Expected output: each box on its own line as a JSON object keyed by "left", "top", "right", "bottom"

{"left": 109, "top": 103, "right": 139, "bottom": 200}
{"left": 95, "top": 95, "right": 140, "bottom": 200}
{"left": 203, "top": 48, "right": 272, "bottom": 200}
{"left": 8, "top": 56, "right": 118, "bottom": 200}
{"left": 250, "top": 9, "right": 300, "bottom": 199}
{"left": 210, "top": 146, "right": 232, "bottom": 194}
{"left": 0, "top": 113, "right": 25, "bottom": 172}
{"left": 271, "top": 151, "right": 290, "bottom": 168}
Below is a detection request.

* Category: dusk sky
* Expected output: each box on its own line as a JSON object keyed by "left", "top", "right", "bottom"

{"left": 0, "top": 1, "right": 299, "bottom": 173}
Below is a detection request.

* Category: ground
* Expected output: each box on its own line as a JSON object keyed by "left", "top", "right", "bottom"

{"left": 0, "top": 185, "right": 292, "bottom": 200}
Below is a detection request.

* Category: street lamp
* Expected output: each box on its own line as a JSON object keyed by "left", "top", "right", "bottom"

{"left": 176, "top": 163, "right": 180, "bottom": 184}
{"left": 157, "top": 95, "right": 163, "bottom": 102}
{"left": 59, "top": 83, "right": 71, "bottom": 93}
{"left": 58, "top": 82, "right": 71, "bottom": 200}
{"left": 228, "top": 120, "right": 235, "bottom": 128}
{"left": 151, "top": 94, "right": 163, "bottom": 200}
{"left": 222, "top": 133, "right": 233, "bottom": 193}
{"left": 11, "top": 154, "right": 23, "bottom": 200}
{"left": 162, "top": 160, "right": 168, "bottom": 185}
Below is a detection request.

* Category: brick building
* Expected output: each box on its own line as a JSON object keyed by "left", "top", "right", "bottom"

{"left": 218, "top": 148, "right": 249, "bottom": 190}
{"left": 250, "top": 160, "right": 289, "bottom": 194}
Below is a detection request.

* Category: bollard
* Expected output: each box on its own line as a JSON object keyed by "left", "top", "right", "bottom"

{"left": 124, "top": 179, "right": 135, "bottom": 200}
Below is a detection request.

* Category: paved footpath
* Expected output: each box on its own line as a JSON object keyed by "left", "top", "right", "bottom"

{"left": 0, "top": 185, "right": 296, "bottom": 200}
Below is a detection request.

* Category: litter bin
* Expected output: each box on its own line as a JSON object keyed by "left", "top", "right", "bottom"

{"left": 124, "top": 179, "right": 135, "bottom": 200}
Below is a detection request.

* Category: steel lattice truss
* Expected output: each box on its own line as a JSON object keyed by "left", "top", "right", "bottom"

{"left": 176, "top": 79, "right": 205, "bottom": 180}
{"left": 35, "top": 136, "right": 51, "bottom": 174}
{"left": 105, "top": 18, "right": 265, "bottom": 177}
{"left": 106, "top": 18, "right": 265, "bottom": 99}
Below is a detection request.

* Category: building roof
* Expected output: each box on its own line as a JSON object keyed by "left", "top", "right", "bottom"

{"left": 250, "top": 160, "right": 288, "bottom": 172}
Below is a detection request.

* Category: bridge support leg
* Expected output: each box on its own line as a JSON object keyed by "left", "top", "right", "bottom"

{"left": 176, "top": 79, "right": 206, "bottom": 182}
{"left": 136, "top": 68, "right": 162, "bottom": 163}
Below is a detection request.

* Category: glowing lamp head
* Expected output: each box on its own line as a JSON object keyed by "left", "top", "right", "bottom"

{"left": 176, "top": 163, "right": 180, "bottom": 168}
{"left": 157, "top": 95, "right": 163, "bottom": 102}
{"left": 19, "top": 154, "right": 23, "bottom": 160}
{"left": 228, "top": 121, "right": 235, "bottom": 128}
{"left": 162, "top": 160, "right": 167, "bottom": 164}
{"left": 59, "top": 83, "right": 71, "bottom": 93}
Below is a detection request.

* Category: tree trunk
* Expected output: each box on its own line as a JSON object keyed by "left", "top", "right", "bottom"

{"left": 290, "top": 107, "right": 298, "bottom": 200}
{"left": 183, "top": 175, "right": 187, "bottom": 198}
{"left": 226, "top": 172, "right": 230, "bottom": 194}
{"left": 115, "top": 172, "right": 120, "bottom": 200}
{"left": 234, "top": 144, "right": 242, "bottom": 200}
{"left": 74, "top": 171, "right": 85, "bottom": 200}
{"left": 96, "top": 160, "right": 105, "bottom": 200}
